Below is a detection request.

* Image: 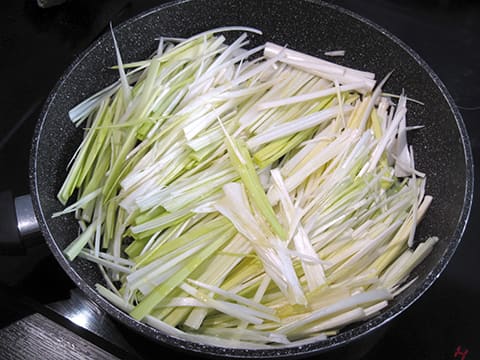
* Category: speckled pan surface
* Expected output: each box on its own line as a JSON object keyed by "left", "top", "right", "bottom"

{"left": 30, "top": 0, "right": 473, "bottom": 358}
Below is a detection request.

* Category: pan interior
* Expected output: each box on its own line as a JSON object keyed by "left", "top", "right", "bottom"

{"left": 30, "top": 0, "right": 472, "bottom": 357}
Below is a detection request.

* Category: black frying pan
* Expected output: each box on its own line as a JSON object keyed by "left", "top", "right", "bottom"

{"left": 15, "top": 0, "right": 473, "bottom": 358}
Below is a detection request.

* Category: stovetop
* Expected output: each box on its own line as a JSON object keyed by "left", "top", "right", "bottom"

{"left": 1, "top": 1, "right": 479, "bottom": 359}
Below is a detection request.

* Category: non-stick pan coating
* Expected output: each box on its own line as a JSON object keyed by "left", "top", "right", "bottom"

{"left": 30, "top": 0, "right": 473, "bottom": 358}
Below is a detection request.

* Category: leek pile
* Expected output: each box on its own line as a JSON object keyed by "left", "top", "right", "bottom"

{"left": 56, "top": 27, "right": 437, "bottom": 348}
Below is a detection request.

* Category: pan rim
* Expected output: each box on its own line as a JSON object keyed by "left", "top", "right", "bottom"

{"left": 29, "top": 0, "right": 474, "bottom": 357}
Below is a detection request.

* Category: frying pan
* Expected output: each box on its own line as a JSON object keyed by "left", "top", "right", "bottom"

{"left": 1, "top": 0, "right": 473, "bottom": 358}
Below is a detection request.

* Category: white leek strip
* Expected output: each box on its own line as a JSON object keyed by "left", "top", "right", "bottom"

{"left": 264, "top": 43, "right": 376, "bottom": 86}
{"left": 147, "top": 318, "right": 278, "bottom": 349}
{"left": 283, "top": 333, "right": 328, "bottom": 347}
{"left": 272, "top": 245, "right": 331, "bottom": 266}
{"left": 95, "top": 284, "right": 240, "bottom": 347}
{"left": 157, "top": 297, "right": 208, "bottom": 308}
{"left": 78, "top": 220, "right": 87, "bottom": 232}
{"left": 140, "top": 218, "right": 194, "bottom": 258}
{"left": 97, "top": 284, "right": 252, "bottom": 348}
{"left": 136, "top": 264, "right": 183, "bottom": 295}
{"left": 223, "top": 132, "right": 287, "bottom": 239}
{"left": 96, "top": 284, "right": 133, "bottom": 312}
{"left": 213, "top": 80, "right": 274, "bottom": 101}
{"left": 332, "top": 220, "right": 403, "bottom": 274}
{"left": 279, "top": 126, "right": 334, "bottom": 177}
{"left": 130, "top": 230, "right": 232, "bottom": 320}
{"left": 161, "top": 176, "right": 234, "bottom": 213}
{"left": 270, "top": 169, "right": 326, "bottom": 291}
{"left": 120, "top": 174, "right": 162, "bottom": 211}
{"left": 381, "top": 236, "right": 438, "bottom": 289}
{"left": 215, "top": 183, "right": 305, "bottom": 305}
{"left": 284, "top": 58, "right": 375, "bottom": 91}
{"left": 182, "top": 235, "right": 252, "bottom": 330}
{"left": 130, "top": 206, "right": 192, "bottom": 234}
{"left": 265, "top": 43, "right": 346, "bottom": 76}
{"left": 277, "top": 289, "right": 392, "bottom": 335}
{"left": 334, "top": 79, "right": 345, "bottom": 129}
{"left": 236, "top": 68, "right": 315, "bottom": 130}
{"left": 52, "top": 188, "right": 101, "bottom": 217}
{"left": 183, "top": 100, "right": 236, "bottom": 141}
{"left": 110, "top": 24, "right": 131, "bottom": 103}
{"left": 279, "top": 130, "right": 359, "bottom": 198}
{"left": 138, "top": 231, "right": 162, "bottom": 257}
{"left": 156, "top": 36, "right": 164, "bottom": 57}
{"left": 392, "top": 155, "right": 426, "bottom": 178}
{"left": 135, "top": 165, "right": 236, "bottom": 211}
{"left": 295, "top": 307, "right": 366, "bottom": 336}
{"left": 180, "top": 283, "right": 266, "bottom": 325}
{"left": 407, "top": 155, "right": 418, "bottom": 249}
{"left": 186, "top": 278, "right": 278, "bottom": 319}
{"left": 230, "top": 48, "right": 287, "bottom": 87}
{"left": 357, "top": 72, "right": 392, "bottom": 131}
{"left": 247, "top": 105, "right": 353, "bottom": 148}
{"left": 122, "top": 146, "right": 185, "bottom": 193}
{"left": 293, "top": 228, "right": 328, "bottom": 291}
{"left": 82, "top": 249, "right": 135, "bottom": 266}
{"left": 257, "top": 82, "right": 364, "bottom": 110}
{"left": 186, "top": 116, "right": 237, "bottom": 152}
{"left": 190, "top": 33, "right": 250, "bottom": 85}
{"left": 201, "top": 328, "right": 291, "bottom": 345}
{"left": 378, "top": 250, "right": 411, "bottom": 285}
{"left": 363, "top": 300, "right": 389, "bottom": 317}
{"left": 324, "top": 50, "right": 346, "bottom": 57}
{"left": 78, "top": 250, "right": 132, "bottom": 274}
{"left": 97, "top": 265, "right": 121, "bottom": 295}
{"left": 382, "top": 92, "right": 425, "bottom": 106}
{"left": 276, "top": 243, "right": 308, "bottom": 305}
{"left": 391, "top": 276, "right": 418, "bottom": 297}
{"left": 154, "top": 36, "right": 186, "bottom": 43}
{"left": 126, "top": 241, "right": 207, "bottom": 286}
{"left": 68, "top": 65, "right": 144, "bottom": 125}
{"left": 182, "top": 26, "right": 262, "bottom": 45}
{"left": 214, "top": 183, "right": 271, "bottom": 250}
{"left": 366, "top": 107, "right": 407, "bottom": 173}
{"left": 68, "top": 82, "right": 119, "bottom": 125}
{"left": 93, "top": 198, "right": 102, "bottom": 257}
{"left": 331, "top": 271, "right": 379, "bottom": 290}
{"left": 405, "top": 126, "right": 425, "bottom": 131}
{"left": 393, "top": 94, "right": 412, "bottom": 177}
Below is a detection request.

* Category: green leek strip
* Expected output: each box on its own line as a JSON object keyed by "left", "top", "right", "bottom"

{"left": 225, "top": 138, "right": 287, "bottom": 240}
{"left": 134, "top": 206, "right": 166, "bottom": 226}
{"left": 103, "top": 199, "right": 117, "bottom": 248}
{"left": 130, "top": 227, "right": 234, "bottom": 320}
{"left": 277, "top": 289, "right": 392, "bottom": 336}
{"left": 64, "top": 220, "right": 98, "bottom": 261}
{"left": 78, "top": 105, "right": 113, "bottom": 184}
{"left": 253, "top": 128, "right": 316, "bottom": 169}
{"left": 135, "top": 219, "right": 231, "bottom": 268}
{"left": 102, "top": 128, "right": 138, "bottom": 201}
{"left": 57, "top": 100, "right": 109, "bottom": 204}
{"left": 134, "top": 216, "right": 231, "bottom": 267}
{"left": 251, "top": 92, "right": 336, "bottom": 167}
{"left": 52, "top": 188, "right": 101, "bottom": 218}
{"left": 124, "top": 239, "right": 148, "bottom": 258}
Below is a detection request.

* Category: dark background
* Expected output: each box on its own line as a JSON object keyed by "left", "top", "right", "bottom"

{"left": 0, "top": 0, "right": 479, "bottom": 359}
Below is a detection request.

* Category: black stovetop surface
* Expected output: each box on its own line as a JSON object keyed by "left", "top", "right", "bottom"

{"left": 1, "top": 1, "right": 479, "bottom": 359}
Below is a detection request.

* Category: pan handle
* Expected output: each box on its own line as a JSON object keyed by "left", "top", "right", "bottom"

{"left": 0, "top": 191, "right": 41, "bottom": 255}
